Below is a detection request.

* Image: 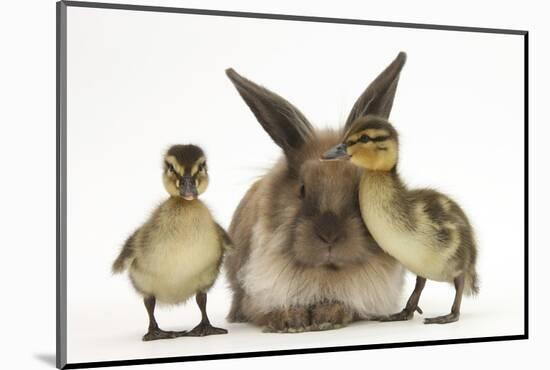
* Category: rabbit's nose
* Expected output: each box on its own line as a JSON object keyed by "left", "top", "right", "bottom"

{"left": 315, "top": 212, "right": 341, "bottom": 245}
{"left": 317, "top": 231, "right": 339, "bottom": 245}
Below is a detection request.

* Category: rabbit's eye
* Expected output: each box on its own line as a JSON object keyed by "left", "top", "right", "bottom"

{"left": 299, "top": 184, "right": 306, "bottom": 199}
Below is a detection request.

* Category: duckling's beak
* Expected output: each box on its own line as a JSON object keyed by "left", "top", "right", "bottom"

{"left": 321, "top": 143, "right": 350, "bottom": 161}
{"left": 179, "top": 175, "right": 198, "bottom": 201}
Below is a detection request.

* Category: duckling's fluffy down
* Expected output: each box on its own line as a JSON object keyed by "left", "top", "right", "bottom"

{"left": 115, "top": 198, "right": 224, "bottom": 305}
{"left": 360, "top": 176, "right": 479, "bottom": 296}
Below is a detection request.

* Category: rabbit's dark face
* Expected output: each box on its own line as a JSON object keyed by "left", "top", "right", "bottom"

{"left": 290, "top": 158, "right": 373, "bottom": 268}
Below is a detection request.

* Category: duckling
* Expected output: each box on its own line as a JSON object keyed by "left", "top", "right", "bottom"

{"left": 112, "top": 144, "right": 229, "bottom": 340}
{"left": 322, "top": 116, "right": 479, "bottom": 324}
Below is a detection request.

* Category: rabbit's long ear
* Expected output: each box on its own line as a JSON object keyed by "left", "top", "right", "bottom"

{"left": 344, "top": 52, "right": 407, "bottom": 130}
{"left": 226, "top": 68, "right": 314, "bottom": 157}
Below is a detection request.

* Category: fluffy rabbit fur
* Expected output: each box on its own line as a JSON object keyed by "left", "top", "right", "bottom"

{"left": 225, "top": 53, "right": 408, "bottom": 332}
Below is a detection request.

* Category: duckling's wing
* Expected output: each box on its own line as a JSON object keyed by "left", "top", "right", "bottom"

{"left": 215, "top": 222, "right": 233, "bottom": 251}
{"left": 112, "top": 229, "right": 138, "bottom": 273}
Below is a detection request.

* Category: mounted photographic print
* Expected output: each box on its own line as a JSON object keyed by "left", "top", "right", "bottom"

{"left": 56, "top": 1, "right": 528, "bottom": 368}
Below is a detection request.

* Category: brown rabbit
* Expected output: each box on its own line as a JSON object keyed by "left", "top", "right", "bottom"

{"left": 225, "top": 53, "right": 408, "bottom": 333}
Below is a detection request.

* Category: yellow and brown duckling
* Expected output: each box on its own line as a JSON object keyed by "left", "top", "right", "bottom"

{"left": 322, "top": 116, "right": 479, "bottom": 324}
{"left": 112, "top": 144, "right": 230, "bottom": 340}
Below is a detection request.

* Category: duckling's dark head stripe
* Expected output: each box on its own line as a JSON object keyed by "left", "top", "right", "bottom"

{"left": 346, "top": 115, "right": 398, "bottom": 141}
{"left": 371, "top": 135, "right": 392, "bottom": 142}
{"left": 346, "top": 135, "right": 392, "bottom": 147}
{"left": 166, "top": 144, "right": 205, "bottom": 173}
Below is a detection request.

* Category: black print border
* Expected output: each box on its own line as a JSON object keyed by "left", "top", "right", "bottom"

{"left": 56, "top": 1, "right": 529, "bottom": 368}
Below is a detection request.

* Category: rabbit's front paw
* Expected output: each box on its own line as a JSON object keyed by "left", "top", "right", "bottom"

{"left": 262, "top": 306, "right": 310, "bottom": 333}
{"left": 309, "top": 301, "right": 353, "bottom": 331}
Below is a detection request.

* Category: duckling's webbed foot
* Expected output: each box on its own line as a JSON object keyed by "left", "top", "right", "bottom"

{"left": 374, "top": 276, "right": 426, "bottom": 322}
{"left": 424, "top": 313, "right": 460, "bottom": 324}
{"left": 377, "top": 307, "right": 421, "bottom": 322}
{"left": 142, "top": 328, "right": 178, "bottom": 341}
{"left": 183, "top": 291, "right": 228, "bottom": 337}
{"left": 142, "top": 296, "right": 179, "bottom": 341}
{"left": 424, "top": 274, "right": 464, "bottom": 325}
{"left": 185, "top": 322, "right": 228, "bottom": 336}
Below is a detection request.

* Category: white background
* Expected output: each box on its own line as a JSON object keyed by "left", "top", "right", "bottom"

{"left": 0, "top": 0, "right": 545, "bottom": 369}
{"left": 64, "top": 3, "right": 525, "bottom": 365}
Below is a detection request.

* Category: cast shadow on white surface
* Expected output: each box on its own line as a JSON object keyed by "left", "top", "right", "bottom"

{"left": 34, "top": 354, "right": 56, "bottom": 367}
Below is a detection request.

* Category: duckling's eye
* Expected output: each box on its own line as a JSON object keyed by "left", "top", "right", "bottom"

{"left": 299, "top": 184, "right": 306, "bottom": 199}
{"left": 166, "top": 163, "right": 175, "bottom": 174}
{"left": 199, "top": 162, "right": 207, "bottom": 173}
{"left": 359, "top": 135, "right": 370, "bottom": 143}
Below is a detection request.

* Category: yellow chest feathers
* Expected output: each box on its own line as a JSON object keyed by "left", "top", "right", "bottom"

{"left": 131, "top": 201, "right": 223, "bottom": 303}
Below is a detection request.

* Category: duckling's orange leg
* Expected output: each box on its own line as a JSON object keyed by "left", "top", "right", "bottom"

{"left": 424, "top": 274, "right": 464, "bottom": 324}
{"left": 378, "top": 276, "right": 426, "bottom": 321}
{"left": 142, "top": 296, "right": 179, "bottom": 341}
{"left": 183, "top": 292, "right": 228, "bottom": 336}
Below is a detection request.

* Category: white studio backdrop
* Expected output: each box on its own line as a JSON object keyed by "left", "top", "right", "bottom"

{"left": 65, "top": 5, "right": 524, "bottom": 364}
